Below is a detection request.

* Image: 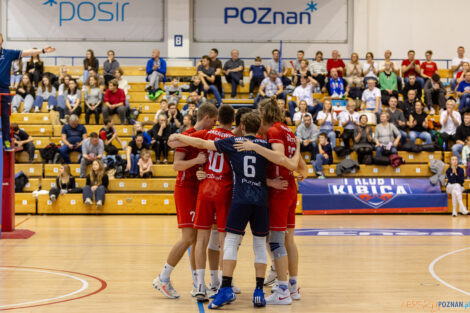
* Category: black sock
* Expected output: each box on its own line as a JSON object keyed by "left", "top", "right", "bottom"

{"left": 222, "top": 276, "right": 232, "bottom": 288}
{"left": 256, "top": 277, "right": 264, "bottom": 289}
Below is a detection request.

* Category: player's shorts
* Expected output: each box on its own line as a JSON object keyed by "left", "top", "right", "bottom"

{"left": 174, "top": 185, "right": 198, "bottom": 228}
{"left": 225, "top": 202, "right": 269, "bottom": 237}
{"left": 194, "top": 196, "right": 231, "bottom": 232}
{"left": 268, "top": 189, "right": 297, "bottom": 231}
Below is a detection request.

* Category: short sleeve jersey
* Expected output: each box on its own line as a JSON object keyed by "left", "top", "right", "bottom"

{"left": 215, "top": 136, "right": 270, "bottom": 206}
{"left": 191, "top": 128, "right": 234, "bottom": 201}
{"left": 175, "top": 127, "right": 204, "bottom": 188}
{"left": 0, "top": 48, "right": 22, "bottom": 89}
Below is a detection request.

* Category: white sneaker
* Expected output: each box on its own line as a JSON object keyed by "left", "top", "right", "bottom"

{"left": 50, "top": 194, "right": 56, "bottom": 202}
{"left": 194, "top": 284, "right": 209, "bottom": 302}
{"left": 191, "top": 284, "right": 198, "bottom": 297}
{"left": 34, "top": 106, "right": 40, "bottom": 113}
{"left": 271, "top": 280, "right": 280, "bottom": 293}
{"left": 264, "top": 266, "right": 277, "bottom": 286}
{"left": 289, "top": 283, "right": 301, "bottom": 300}
{"left": 12, "top": 108, "right": 17, "bottom": 113}
{"left": 153, "top": 276, "right": 180, "bottom": 299}
{"left": 231, "top": 284, "right": 241, "bottom": 294}
{"left": 459, "top": 207, "right": 469, "bottom": 215}
{"left": 84, "top": 198, "right": 93, "bottom": 205}
{"left": 265, "top": 288, "right": 292, "bottom": 305}
{"left": 207, "top": 285, "right": 218, "bottom": 298}
{"left": 452, "top": 209, "right": 458, "bottom": 217}
{"left": 96, "top": 200, "right": 103, "bottom": 208}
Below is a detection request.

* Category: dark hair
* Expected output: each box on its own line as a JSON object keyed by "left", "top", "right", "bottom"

{"left": 235, "top": 107, "right": 252, "bottom": 127}
{"left": 255, "top": 56, "right": 262, "bottom": 62}
{"left": 135, "top": 133, "right": 144, "bottom": 139}
{"left": 218, "top": 105, "right": 235, "bottom": 125}
{"left": 66, "top": 79, "right": 78, "bottom": 94}
{"left": 211, "top": 48, "right": 219, "bottom": 55}
{"left": 432, "top": 73, "right": 441, "bottom": 82}
{"left": 408, "top": 50, "right": 415, "bottom": 54}
{"left": 202, "top": 55, "right": 211, "bottom": 61}
{"left": 12, "top": 123, "right": 19, "bottom": 132}
{"left": 359, "top": 114, "right": 368, "bottom": 122}
{"left": 241, "top": 112, "right": 261, "bottom": 134}
{"left": 161, "top": 98, "right": 168, "bottom": 104}
{"left": 107, "top": 50, "right": 115, "bottom": 55}
{"left": 315, "top": 51, "right": 323, "bottom": 59}
{"left": 197, "top": 103, "right": 218, "bottom": 122}
{"left": 184, "top": 114, "right": 195, "bottom": 126}
{"left": 84, "top": 49, "right": 97, "bottom": 69}
{"left": 89, "top": 132, "right": 99, "bottom": 138}
{"left": 388, "top": 95, "right": 397, "bottom": 102}
{"left": 426, "top": 50, "right": 433, "bottom": 55}
{"left": 297, "top": 50, "right": 304, "bottom": 54}
{"left": 272, "top": 49, "right": 280, "bottom": 54}
{"left": 262, "top": 97, "right": 283, "bottom": 124}
{"left": 366, "top": 51, "right": 374, "bottom": 58}
{"left": 318, "top": 132, "right": 328, "bottom": 140}
{"left": 409, "top": 73, "right": 416, "bottom": 77}
{"left": 115, "top": 67, "right": 124, "bottom": 76}
{"left": 168, "top": 102, "right": 177, "bottom": 108}
{"left": 104, "top": 118, "right": 112, "bottom": 125}
{"left": 464, "top": 112, "right": 470, "bottom": 118}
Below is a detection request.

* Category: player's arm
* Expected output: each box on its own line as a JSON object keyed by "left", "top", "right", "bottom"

{"left": 173, "top": 150, "right": 207, "bottom": 171}
{"left": 295, "top": 158, "right": 309, "bottom": 182}
{"left": 170, "top": 133, "right": 217, "bottom": 151}
{"left": 21, "top": 47, "right": 56, "bottom": 57}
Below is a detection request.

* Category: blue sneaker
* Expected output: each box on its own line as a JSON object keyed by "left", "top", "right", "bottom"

{"left": 252, "top": 287, "right": 266, "bottom": 307}
{"left": 208, "top": 287, "right": 236, "bottom": 309}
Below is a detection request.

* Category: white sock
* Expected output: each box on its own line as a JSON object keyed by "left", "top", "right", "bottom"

{"left": 159, "top": 263, "right": 174, "bottom": 282}
{"left": 210, "top": 270, "right": 219, "bottom": 287}
{"left": 218, "top": 270, "right": 223, "bottom": 283}
{"left": 289, "top": 276, "right": 298, "bottom": 285}
{"left": 196, "top": 269, "right": 205, "bottom": 287}
{"left": 192, "top": 270, "right": 198, "bottom": 286}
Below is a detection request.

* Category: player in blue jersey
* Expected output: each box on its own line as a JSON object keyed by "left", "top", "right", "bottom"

{"left": 169, "top": 112, "right": 301, "bottom": 309}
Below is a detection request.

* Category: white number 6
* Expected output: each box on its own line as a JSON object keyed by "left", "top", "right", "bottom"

{"left": 244, "top": 156, "right": 256, "bottom": 178}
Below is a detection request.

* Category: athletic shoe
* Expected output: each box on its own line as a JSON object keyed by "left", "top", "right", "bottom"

{"left": 252, "top": 287, "right": 266, "bottom": 307}
{"left": 207, "top": 284, "right": 218, "bottom": 299}
{"left": 34, "top": 106, "right": 40, "bottom": 113}
{"left": 4, "top": 141, "right": 13, "bottom": 152}
{"left": 84, "top": 198, "right": 93, "bottom": 205}
{"left": 96, "top": 200, "right": 103, "bottom": 208}
{"left": 50, "top": 194, "right": 57, "bottom": 202}
{"left": 452, "top": 209, "right": 458, "bottom": 217}
{"left": 191, "top": 284, "right": 198, "bottom": 297}
{"left": 232, "top": 284, "right": 241, "bottom": 294}
{"left": 460, "top": 207, "right": 469, "bottom": 215}
{"left": 289, "top": 283, "right": 301, "bottom": 300}
{"left": 145, "top": 85, "right": 152, "bottom": 92}
{"left": 265, "top": 288, "right": 292, "bottom": 305}
{"left": 264, "top": 266, "right": 277, "bottom": 286}
{"left": 195, "top": 284, "right": 209, "bottom": 302}
{"left": 249, "top": 93, "right": 254, "bottom": 99}
{"left": 271, "top": 280, "right": 279, "bottom": 293}
{"left": 208, "top": 287, "right": 236, "bottom": 309}
{"left": 240, "top": 80, "right": 245, "bottom": 87}
{"left": 153, "top": 276, "right": 180, "bottom": 299}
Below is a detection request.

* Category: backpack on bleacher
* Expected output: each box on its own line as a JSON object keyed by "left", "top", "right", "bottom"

{"left": 15, "top": 171, "right": 29, "bottom": 192}
{"left": 40, "top": 143, "right": 62, "bottom": 164}
{"left": 389, "top": 154, "right": 405, "bottom": 168}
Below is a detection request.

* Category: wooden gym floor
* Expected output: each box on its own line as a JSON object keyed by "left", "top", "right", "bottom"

{"left": 1, "top": 214, "right": 470, "bottom": 312}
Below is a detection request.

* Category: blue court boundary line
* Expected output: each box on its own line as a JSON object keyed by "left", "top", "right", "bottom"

{"left": 187, "top": 247, "right": 206, "bottom": 313}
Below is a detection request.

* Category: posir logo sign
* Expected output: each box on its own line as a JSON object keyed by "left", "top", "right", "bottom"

{"left": 224, "top": 0, "right": 318, "bottom": 25}
{"left": 42, "top": 0, "right": 130, "bottom": 26}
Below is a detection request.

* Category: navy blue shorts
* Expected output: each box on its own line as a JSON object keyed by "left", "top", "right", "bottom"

{"left": 225, "top": 202, "right": 269, "bottom": 237}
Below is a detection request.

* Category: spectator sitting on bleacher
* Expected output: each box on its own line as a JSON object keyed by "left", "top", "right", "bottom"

{"left": 10, "top": 58, "right": 23, "bottom": 90}
{"left": 83, "top": 69, "right": 106, "bottom": 92}
{"left": 154, "top": 99, "right": 169, "bottom": 122}
{"left": 421, "top": 50, "right": 438, "bottom": 81}
{"left": 103, "top": 79, "right": 127, "bottom": 125}
{"left": 233, "top": 107, "right": 252, "bottom": 137}
{"left": 179, "top": 114, "right": 194, "bottom": 134}
{"left": 402, "top": 50, "right": 424, "bottom": 88}
{"left": 133, "top": 122, "right": 152, "bottom": 146}
{"left": 83, "top": 49, "right": 99, "bottom": 84}
{"left": 424, "top": 74, "right": 445, "bottom": 114}
{"left": 379, "top": 50, "right": 402, "bottom": 90}
{"left": 277, "top": 99, "right": 292, "bottom": 126}
{"left": 361, "top": 79, "right": 381, "bottom": 115}
{"left": 49, "top": 164, "right": 80, "bottom": 202}
{"left": 446, "top": 155, "right": 469, "bottom": 217}
{"left": 33, "top": 76, "right": 57, "bottom": 112}
{"left": 149, "top": 114, "right": 171, "bottom": 164}
{"left": 354, "top": 114, "right": 374, "bottom": 164}
{"left": 167, "top": 102, "right": 183, "bottom": 133}
{"left": 138, "top": 149, "right": 153, "bottom": 178}
{"left": 57, "top": 74, "right": 71, "bottom": 120}
{"left": 145, "top": 49, "right": 167, "bottom": 95}
{"left": 313, "top": 132, "right": 333, "bottom": 179}
{"left": 197, "top": 55, "right": 223, "bottom": 107}
{"left": 11, "top": 75, "right": 35, "bottom": 113}
{"left": 451, "top": 46, "right": 470, "bottom": 91}
{"left": 181, "top": 102, "right": 198, "bottom": 122}
{"left": 223, "top": 49, "right": 245, "bottom": 98}
{"left": 455, "top": 62, "right": 470, "bottom": 92}
{"left": 327, "top": 50, "right": 346, "bottom": 77}
{"left": 339, "top": 99, "right": 360, "bottom": 149}
{"left": 266, "top": 49, "right": 291, "bottom": 87}
{"left": 254, "top": 70, "right": 283, "bottom": 109}
{"left": 379, "top": 62, "right": 398, "bottom": 106}
{"left": 400, "top": 89, "right": 418, "bottom": 119}
{"left": 344, "top": 52, "right": 362, "bottom": 88}
{"left": 293, "top": 59, "right": 315, "bottom": 87}
{"left": 26, "top": 53, "right": 44, "bottom": 88}
{"left": 126, "top": 133, "right": 149, "bottom": 177}
{"left": 293, "top": 100, "right": 312, "bottom": 127}
{"left": 60, "top": 114, "right": 87, "bottom": 164}
{"left": 326, "top": 68, "right": 349, "bottom": 98}
{"left": 114, "top": 68, "right": 130, "bottom": 107}
{"left": 84, "top": 75, "right": 103, "bottom": 125}
{"left": 79, "top": 132, "right": 104, "bottom": 178}
{"left": 12, "top": 123, "right": 35, "bottom": 163}
{"left": 296, "top": 114, "right": 318, "bottom": 159}
{"left": 462, "top": 136, "right": 470, "bottom": 167}
{"left": 362, "top": 52, "right": 379, "bottom": 84}
{"left": 310, "top": 51, "right": 328, "bottom": 91}
{"left": 452, "top": 112, "right": 470, "bottom": 163}
{"left": 189, "top": 76, "right": 205, "bottom": 101}
{"left": 209, "top": 48, "right": 224, "bottom": 97}
{"left": 386, "top": 96, "right": 407, "bottom": 145}
{"left": 457, "top": 72, "right": 470, "bottom": 114}
{"left": 316, "top": 99, "right": 337, "bottom": 148}
{"left": 99, "top": 118, "right": 121, "bottom": 155}
{"left": 64, "top": 79, "right": 82, "bottom": 117}
{"left": 293, "top": 50, "right": 305, "bottom": 71}
{"left": 402, "top": 73, "right": 423, "bottom": 104}
{"left": 407, "top": 101, "right": 432, "bottom": 145}
{"left": 83, "top": 160, "right": 108, "bottom": 208}
{"left": 374, "top": 112, "right": 401, "bottom": 157}
{"left": 249, "top": 56, "right": 267, "bottom": 99}
{"left": 164, "top": 77, "right": 187, "bottom": 105}
{"left": 103, "top": 50, "right": 120, "bottom": 86}
{"left": 440, "top": 99, "right": 461, "bottom": 150}
{"left": 289, "top": 75, "right": 321, "bottom": 121}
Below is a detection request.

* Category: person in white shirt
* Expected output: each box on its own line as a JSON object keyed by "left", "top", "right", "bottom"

{"left": 293, "top": 100, "right": 313, "bottom": 126}
{"left": 451, "top": 46, "right": 470, "bottom": 90}
{"left": 362, "top": 52, "right": 379, "bottom": 85}
{"left": 440, "top": 99, "right": 462, "bottom": 150}
{"left": 316, "top": 99, "right": 337, "bottom": 148}
{"left": 288, "top": 76, "right": 322, "bottom": 120}
{"left": 338, "top": 99, "right": 360, "bottom": 149}
{"left": 361, "top": 79, "right": 381, "bottom": 115}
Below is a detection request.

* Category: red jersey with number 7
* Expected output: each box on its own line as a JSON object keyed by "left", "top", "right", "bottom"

{"left": 191, "top": 128, "right": 234, "bottom": 201}
{"left": 175, "top": 127, "right": 204, "bottom": 188}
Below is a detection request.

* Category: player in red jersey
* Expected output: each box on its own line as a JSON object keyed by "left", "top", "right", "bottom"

{"left": 153, "top": 103, "right": 219, "bottom": 299}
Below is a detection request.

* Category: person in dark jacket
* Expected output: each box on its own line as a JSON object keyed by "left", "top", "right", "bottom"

{"left": 102, "top": 50, "right": 120, "bottom": 85}
{"left": 452, "top": 111, "right": 470, "bottom": 163}
{"left": 313, "top": 132, "right": 333, "bottom": 179}
{"left": 446, "top": 155, "right": 469, "bottom": 217}
{"left": 26, "top": 54, "right": 44, "bottom": 88}
{"left": 149, "top": 114, "right": 172, "bottom": 164}
{"left": 353, "top": 114, "right": 374, "bottom": 164}
{"left": 83, "top": 160, "right": 108, "bottom": 208}
{"left": 49, "top": 164, "right": 80, "bottom": 202}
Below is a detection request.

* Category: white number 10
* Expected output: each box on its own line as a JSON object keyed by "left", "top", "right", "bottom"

{"left": 244, "top": 156, "right": 256, "bottom": 177}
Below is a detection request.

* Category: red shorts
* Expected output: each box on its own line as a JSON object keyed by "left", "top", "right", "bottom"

{"left": 174, "top": 185, "right": 198, "bottom": 228}
{"left": 268, "top": 189, "right": 297, "bottom": 231}
{"left": 194, "top": 196, "right": 231, "bottom": 232}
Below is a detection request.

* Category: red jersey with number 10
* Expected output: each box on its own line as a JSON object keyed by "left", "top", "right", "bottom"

{"left": 191, "top": 128, "right": 234, "bottom": 201}
{"left": 266, "top": 122, "right": 297, "bottom": 193}
{"left": 175, "top": 127, "right": 205, "bottom": 188}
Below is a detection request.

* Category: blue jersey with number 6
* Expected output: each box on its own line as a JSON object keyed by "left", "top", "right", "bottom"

{"left": 214, "top": 135, "right": 270, "bottom": 206}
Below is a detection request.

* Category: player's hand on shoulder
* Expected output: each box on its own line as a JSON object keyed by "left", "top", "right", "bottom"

{"left": 233, "top": 138, "right": 255, "bottom": 152}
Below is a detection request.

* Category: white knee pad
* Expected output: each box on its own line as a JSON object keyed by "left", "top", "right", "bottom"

{"left": 269, "top": 231, "right": 287, "bottom": 259}
{"left": 208, "top": 229, "right": 220, "bottom": 251}
{"left": 253, "top": 235, "right": 267, "bottom": 264}
{"left": 223, "top": 232, "right": 242, "bottom": 261}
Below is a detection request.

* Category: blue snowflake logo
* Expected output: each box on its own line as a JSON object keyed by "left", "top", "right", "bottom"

{"left": 43, "top": 0, "right": 58, "bottom": 7}
{"left": 306, "top": 0, "right": 318, "bottom": 12}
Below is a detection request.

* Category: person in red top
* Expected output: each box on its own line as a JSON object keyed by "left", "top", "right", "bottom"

{"left": 421, "top": 50, "right": 438, "bottom": 80}
{"left": 401, "top": 50, "right": 425, "bottom": 87}
{"left": 326, "top": 50, "right": 345, "bottom": 77}
{"left": 103, "top": 79, "right": 127, "bottom": 125}
{"left": 153, "top": 103, "right": 218, "bottom": 299}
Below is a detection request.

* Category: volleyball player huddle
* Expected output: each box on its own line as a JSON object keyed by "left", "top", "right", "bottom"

{"left": 153, "top": 98, "right": 308, "bottom": 309}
